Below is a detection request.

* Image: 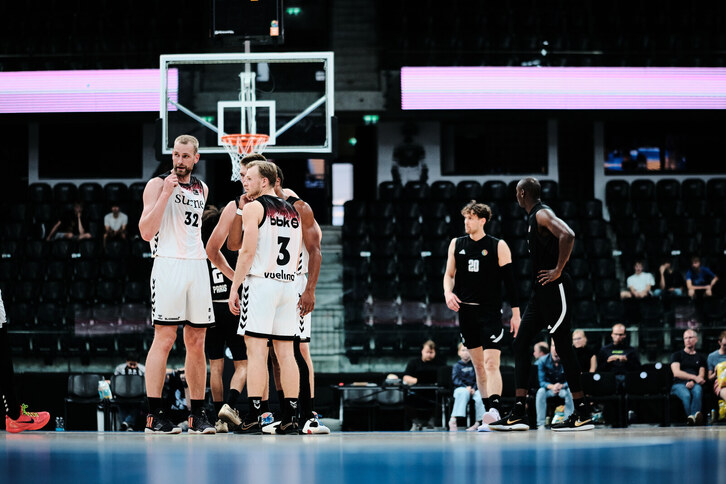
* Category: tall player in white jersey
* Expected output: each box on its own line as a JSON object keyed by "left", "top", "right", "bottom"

{"left": 228, "top": 160, "right": 303, "bottom": 434}
{"left": 138, "top": 134, "right": 215, "bottom": 435}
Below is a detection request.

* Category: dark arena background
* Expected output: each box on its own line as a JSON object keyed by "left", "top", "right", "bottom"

{"left": 1, "top": 1, "right": 725, "bottom": 483}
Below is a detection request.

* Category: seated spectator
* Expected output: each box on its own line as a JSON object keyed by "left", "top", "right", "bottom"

{"left": 448, "top": 343, "right": 485, "bottom": 432}
{"left": 46, "top": 201, "right": 92, "bottom": 241}
{"left": 654, "top": 259, "right": 685, "bottom": 299}
{"left": 572, "top": 329, "right": 597, "bottom": 373}
{"left": 597, "top": 324, "right": 641, "bottom": 380}
{"left": 707, "top": 331, "right": 726, "bottom": 412}
{"left": 164, "top": 368, "right": 191, "bottom": 430}
{"left": 535, "top": 338, "right": 574, "bottom": 429}
{"left": 620, "top": 260, "right": 655, "bottom": 299}
{"left": 103, "top": 203, "right": 128, "bottom": 248}
{"left": 533, "top": 341, "right": 549, "bottom": 366}
{"left": 404, "top": 340, "right": 445, "bottom": 431}
{"left": 686, "top": 256, "right": 718, "bottom": 299}
{"left": 113, "top": 351, "right": 145, "bottom": 431}
{"left": 670, "top": 329, "right": 707, "bottom": 425}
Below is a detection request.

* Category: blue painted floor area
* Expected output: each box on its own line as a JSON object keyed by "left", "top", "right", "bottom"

{"left": 2, "top": 427, "right": 725, "bottom": 484}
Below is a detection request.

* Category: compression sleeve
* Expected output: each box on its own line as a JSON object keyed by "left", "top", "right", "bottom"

{"left": 500, "top": 263, "right": 519, "bottom": 308}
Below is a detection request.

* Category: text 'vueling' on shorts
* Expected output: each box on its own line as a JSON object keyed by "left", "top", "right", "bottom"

{"left": 151, "top": 257, "right": 214, "bottom": 327}
{"left": 238, "top": 275, "right": 299, "bottom": 340}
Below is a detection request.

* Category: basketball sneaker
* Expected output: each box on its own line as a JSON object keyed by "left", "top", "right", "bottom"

{"left": 144, "top": 410, "right": 182, "bottom": 434}
{"left": 234, "top": 417, "right": 262, "bottom": 435}
{"left": 262, "top": 420, "right": 281, "bottom": 434}
{"left": 188, "top": 411, "right": 216, "bottom": 434}
{"left": 466, "top": 421, "right": 481, "bottom": 432}
{"left": 260, "top": 412, "right": 275, "bottom": 427}
{"left": 218, "top": 403, "right": 242, "bottom": 427}
{"left": 215, "top": 419, "right": 229, "bottom": 433}
{"left": 5, "top": 404, "right": 51, "bottom": 433}
{"left": 301, "top": 414, "right": 330, "bottom": 434}
{"left": 550, "top": 413, "right": 594, "bottom": 432}
{"left": 275, "top": 417, "right": 300, "bottom": 435}
{"left": 488, "top": 404, "right": 530, "bottom": 431}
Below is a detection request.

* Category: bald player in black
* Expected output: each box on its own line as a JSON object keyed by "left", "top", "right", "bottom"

{"left": 489, "top": 177, "right": 594, "bottom": 432}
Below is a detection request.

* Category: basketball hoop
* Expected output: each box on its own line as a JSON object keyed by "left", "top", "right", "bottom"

{"left": 220, "top": 133, "right": 270, "bottom": 182}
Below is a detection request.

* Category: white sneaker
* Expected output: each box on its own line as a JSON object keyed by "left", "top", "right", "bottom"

{"left": 301, "top": 416, "right": 331, "bottom": 434}
{"left": 466, "top": 421, "right": 481, "bottom": 432}
{"left": 262, "top": 420, "right": 281, "bottom": 434}
{"left": 482, "top": 408, "right": 500, "bottom": 424}
{"left": 476, "top": 422, "right": 492, "bottom": 432}
{"left": 215, "top": 419, "right": 229, "bottom": 433}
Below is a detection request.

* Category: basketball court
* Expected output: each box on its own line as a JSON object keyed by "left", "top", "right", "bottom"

{"left": 2, "top": 427, "right": 724, "bottom": 484}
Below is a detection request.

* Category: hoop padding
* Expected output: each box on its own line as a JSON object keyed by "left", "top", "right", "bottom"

{"left": 221, "top": 134, "right": 270, "bottom": 182}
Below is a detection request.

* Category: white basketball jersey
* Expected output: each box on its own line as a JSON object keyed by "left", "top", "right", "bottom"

{"left": 249, "top": 195, "right": 302, "bottom": 282}
{"left": 150, "top": 175, "right": 207, "bottom": 260}
{"left": 297, "top": 244, "right": 309, "bottom": 275}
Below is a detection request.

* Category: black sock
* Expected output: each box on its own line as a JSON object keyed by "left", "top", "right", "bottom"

{"left": 261, "top": 400, "right": 270, "bottom": 413}
{"left": 213, "top": 401, "right": 223, "bottom": 415}
{"left": 488, "top": 394, "right": 502, "bottom": 413}
{"left": 248, "top": 397, "right": 262, "bottom": 421}
{"left": 512, "top": 400, "right": 526, "bottom": 416}
{"left": 227, "top": 389, "right": 240, "bottom": 406}
{"left": 575, "top": 398, "right": 590, "bottom": 417}
{"left": 191, "top": 399, "right": 205, "bottom": 415}
{"left": 147, "top": 397, "right": 163, "bottom": 414}
{"left": 283, "top": 398, "right": 299, "bottom": 421}
{"left": 277, "top": 390, "right": 285, "bottom": 411}
{"left": 515, "top": 395, "right": 527, "bottom": 407}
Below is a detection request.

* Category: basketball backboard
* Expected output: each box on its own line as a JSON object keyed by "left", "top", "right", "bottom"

{"left": 160, "top": 52, "right": 335, "bottom": 156}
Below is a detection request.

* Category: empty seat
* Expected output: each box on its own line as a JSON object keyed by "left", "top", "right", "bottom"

{"left": 681, "top": 178, "right": 706, "bottom": 200}
{"left": 129, "top": 182, "right": 147, "bottom": 204}
{"left": 594, "top": 278, "right": 622, "bottom": 303}
{"left": 24, "top": 240, "right": 48, "bottom": 260}
{"left": 104, "top": 239, "right": 130, "bottom": 259}
{"left": 53, "top": 183, "right": 78, "bottom": 204}
{"left": 430, "top": 181, "right": 456, "bottom": 201}
{"left": 659, "top": 200, "right": 684, "bottom": 218}
{"left": 590, "top": 258, "right": 616, "bottom": 279}
{"left": 369, "top": 299, "right": 400, "bottom": 325}
{"left": 513, "top": 259, "right": 532, "bottom": 279}
{"left": 104, "top": 183, "right": 129, "bottom": 204}
{"left": 42, "top": 281, "right": 67, "bottom": 304}
{"left": 655, "top": 179, "right": 680, "bottom": 202}
{"left": 18, "top": 261, "right": 45, "bottom": 281}
{"left": 605, "top": 180, "right": 629, "bottom": 206}
{"left": 502, "top": 219, "right": 527, "bottom": 239}
{"left": 78, "top": 182, "right": 105, "bottom": 203}
{"left": 607, "top": 200, "right": 633, "bottom": 219}
{"left": 707, "top": 178, "right": 726, "bottom": 202}
{"left": 396, "top": 202, "right": 422, "bottom": 221}
{"left": 481, "top": 180, "right": 508, "bottom": 202}
{"left": 630, "top": 179, "right": 656, "bottom": 201}
{"left": 633, "top": 201, "right": 659, "bottom": 219}
{"left": 420, "top": 201, "right": 449, "bottom": 221}
{"left": 509, "top": 239, "right": 529, "bottom": 259}
{"left": 369, "top": 201, "right": 395, "bottom": 219}
{"left": 539, "top": 180, "right": 559, "bottom": 200}
{"left": 403, "top": 181, "right": 429, "bottom": 201}
{"left": 378, "top": 181, "right": 402, "bottom": 201}
{"left": 398, "top": 257, "right": 426, "bottom": 281}
{"left": 570, "top": 300, "right": 598, "bottom": 328}
{"left": 400, "top": 279, "right": 427, "bottom": 301}
{"left": 683, "top": 200, "right": 708, "bottom": 218}
{"left": 370, "top": 258, "right": 397, "bottom": 281}
{"left": 456, "top": 180, "right": 481, "bottom": 201}
{"left": 397, "top": 237, "right": 423, "bottom": 258}
{"left": 600, "top": 299, "right": 627, "bottom": 325}
{"left": 95, "top": 280, "right": 124, "bottom": 304}
{"left": 585, "top": 237, "right": 613, "bottom": 259}
{"left": 580, "top": 199, "right": 603, "bottom": 219}
{"left": 36, "top": 302, "right": 65, "bottom": 328}
{"left": 69, "top": 280, "right": 94, "bottom": 304}
{"left": 50, "top": 240, "right": 76, "bottom": 260}
{"left": 343, "top": 200, "right": 367, "bottom": 220}
{"left": 1, "top": 223, "right": 25, "bottom": 241}
{"left": 612, "top": 218, "right": 640, "bottom": 238}
{"left": 27, "top": 183, "right": 52, "bottom": 204}
{"left": 422, "top": 220, "right": 449, "bottom": 240}
{"left": 567, "top": 258, "right": 589, "bottom": 279}
{"left": 370, "top": 238, "right": 397, "bottom": 258}
{"left": 555, "top": 200, "right": 578, "bottom": 219}
{"left": 582, "top": 219, "right": 607, "bottom": 239}
{"left": 573, "top": 278, "right": 594, "bottom": 301}
{"left": 98, "top": 259, "right": 128, "bottom": 280}
{"left": 500, "top": 201, "right": 525, "bottom": 220}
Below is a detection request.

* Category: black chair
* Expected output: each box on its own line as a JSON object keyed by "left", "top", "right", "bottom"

{"left": 600, "top": 300, "right": 627, "bottom": 326}
{"left": 369, "top": 299, "right": 400, "bottom": 326}
{"left": 555, "top": 200, "right": 578, "bottom": 219}
{"left": 456, "top": 180, "right": 481, "bottom": 202}
{"left": 0, "top": 260, "right": 20, "bottom": 283}
{"left": 502, "top": 219, "right": 527, "bottom": 239}
{"left": 42, "top": 280, "right": 67, "bottom": 304}
{"left": 69, "top": 280, "right": 95, "bottom": 304}
{"left": 633, "top": 200, "right": 659, "bottom": 219}
{"left": 539, "top": 180, "right": 559, "bottom": 201}
{"left": 129, "top": 182, "right": 147, "bottom": 204}
{"left": 396, "top": 219, "right": 423, "bottom": 239}
{"left": 403, "top": 181, "right": 429, "bottom": 201}
{"left": 104, "top": 182, "right": 130, "bottom": 204}
{"left": 124, "top": 281, "right": 150, "bottom": 304}
{"left": 109, "top": 374, "right": 146, "bottom": 430}
{"left": 513, "top": 259, "right": 532, "bottom": 280}
{"left": 571, "top": 300, "right": 598, "bottom": 328}
{"left": 607, "top": 200, "right": 633, "bottom": 219}
{"left": 683, "top": 199, "right": 708, "bottom": 218}
{"left": 624, "top": 363, "right": 672, "bottom": 426}
{"left": 585, "top": 237, "right": 612, "bottom": 259}
{"left": 104, "top": 239, "right": 130, "bottom": 259}
{"left": 27, "top": 182, "right": 53, "bottom": 204}
{"left": 96, "top": 281, "right": 124, "bottom": 304}
{"left": 378, "top": 181, "right": 402, "bottom": 201}
{"left": 567, "top": 258, "right": 589, "bottom": 279}
{"left": 481, "top": 180, "right": 508, "bottom": 202}
{"left": 369, "top": 279, "right": 399, "bottom": 301}
{"left": 65, "top": 373, "right": 108, "bottom": 431}
{"left": 13, "top": 281, "right": 40, "bottom": 304}
{"left": 343, "top": 200, "right": 367, "bottom": 220}
{"left": 79, "top": 182, "right": 105, "bottom": 203}
{"left": 580, "top": 372, "right": 626, "bottom": 428}
{"left": 430, "top": 181, "right": 456, "bottom": 201}
{"left": 398, "top": 257, "right": 426, "bottom": 281}
{"left": 396, "top": 202, "right": 422, "bottom": 221}
{"left": 656, "top": 178, "right": 680, "bottom": 202}
{"left": 580, "top": 199, "right": 603, "bottom": 219}
{"left": 53, "top": 182, "right": 78, "bottom": 204}
{"left": 681, "top": 178, "right": 706, "bottom": 200}
{"left": 582, "top": 219, "right": 608, "bottom": 239}
{"left": 590, "top": 258, "right": 616, "bottom": 279}
{"left": 0, "top": 241, "right": 21, "bottom": 260}
{"left": 594, "top": 278, "right": 622, "bottom": 303}
{"left": 572, "top": 278, "right": 594, "bottom": 301}
{"left": 400, "top": 279, "right": 427, "bottom": 301}
{"left": 509, "top": 238, "right": 529, "bottom": 259}
{"left": 659, "top": 200, "right": 685, "bottom": 218}
{"left": 420, "top": 201, "right": 449, "bottom": 222}
{"left": 1, "top": 223, "right": 25, "bottom": 241}
{"left": 422, "top": 220, "right": 449, "bottom": 240}
{"left": 36, "top": 302, "right": 66, "bottom": 329}
{"left": 707, "top": 177, "right": 726, "bottom": 203}
{"left": 18, "top": 260, "right": 45, "bottom": 281}
{"left": 370, "top": 258, "right": 397, "bottom": 283}
{"left": 98, "top": 259, "right": 128, "bottom": 281}
{"left": 605, "top": 180, "right": 629, "bottom": 206}
{"left": 50, "top": 239, "right": 76, "bottom": 260}
{"left": 630, "top": 179, "right": 656, "bottom": 201}
{"left": 500, "top": 201, "right": 525, "bottom": 220}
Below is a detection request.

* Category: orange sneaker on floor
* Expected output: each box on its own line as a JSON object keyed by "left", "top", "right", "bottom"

{"left": 5, "top": 404, "right": 51, "bottom": 433}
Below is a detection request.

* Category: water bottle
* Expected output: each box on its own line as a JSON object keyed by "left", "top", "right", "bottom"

{"left": 55, "top": 416, "right": 65, "bottom": 431}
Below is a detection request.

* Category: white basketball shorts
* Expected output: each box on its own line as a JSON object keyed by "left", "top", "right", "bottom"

{"left": 151, "top": 257, "right": 214, "bottom": 326}
{"left": 238, "top": 275, "right": 298, "bottom": 340}
{"left": 296, "top": 274, "right": 311, "bottom": 342}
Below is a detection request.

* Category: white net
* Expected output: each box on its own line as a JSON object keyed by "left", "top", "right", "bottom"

{"left": 221, "top": 134, "right": 270, "bottom": 182}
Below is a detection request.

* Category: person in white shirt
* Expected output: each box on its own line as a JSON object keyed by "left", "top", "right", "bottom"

{"left": 620, "top": 260, "right": 656, "bottom": 299}
{"left": 103, "top": 203, "right": 128, "bottom": 248}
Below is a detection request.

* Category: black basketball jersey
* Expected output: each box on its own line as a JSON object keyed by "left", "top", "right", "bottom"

{"left": 206, "top": 196, "right": 241, "bottom": 302}
{"left": 526, "top": 202, "right": 560, "bottom": 284}
{"left": 453, "top": 234, "right": 502, "bottom": 310}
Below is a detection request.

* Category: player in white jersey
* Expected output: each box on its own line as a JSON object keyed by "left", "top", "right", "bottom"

{"left": 1, "top": 290, "right": 51, "bottom": 433}
{"left": 138, "top": 134, "right": 215, "bottom": 435}
{"left": 229, "top": 160, "right": 303, "bottom": 434}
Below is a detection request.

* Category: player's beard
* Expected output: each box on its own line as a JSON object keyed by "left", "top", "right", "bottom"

{"left": 174, "top": 164, "right": 193, "bottom": 177}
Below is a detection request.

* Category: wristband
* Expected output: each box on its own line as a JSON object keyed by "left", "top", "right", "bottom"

{"left": 236, "top": 208, "right": 244, "bottom": 216}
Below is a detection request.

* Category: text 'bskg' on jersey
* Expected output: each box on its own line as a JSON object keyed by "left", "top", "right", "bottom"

{"left": 150, "top": 175, "right": 206, "bottom": 260}
{"left": 249, "top": 195, "right": 302, "bottom": 282}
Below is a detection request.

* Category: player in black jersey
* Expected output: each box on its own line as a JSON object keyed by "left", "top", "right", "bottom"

{"left": 444, "top": 201, "right": 521, "bottom": 431}
{"left": 202, "top": 206, "right": 248, "bottom": 433}
{"left": 489, "top": 177, "right": 594, "bottom": 432}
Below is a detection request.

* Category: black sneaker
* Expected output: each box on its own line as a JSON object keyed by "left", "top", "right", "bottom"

{"left": 234, "top": 418, "right": 262, "bottom": 435}
{"left": 144, "top": 410, "right": 182, "bottom": 434}
{"left": 488, "top": 408, "right": 530, "bottom": 431}
{"left": 275, "top": 417, "right": 300, "bottom": 435}
{"left": 188, "top": 411, "right": 216, "bottom": 434}
{"left": 550, "top": 413, "right": 594, "bottom": 432}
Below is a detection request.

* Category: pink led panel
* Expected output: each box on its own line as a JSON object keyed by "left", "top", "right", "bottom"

{"left": 0, "top": 69, "right": 178, "bottom": 113}
{"left": 401, "top": 67, "right": 726, "bottom": 109}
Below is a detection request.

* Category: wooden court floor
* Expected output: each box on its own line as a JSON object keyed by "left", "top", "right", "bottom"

{"left": 2, "top": 426, "right": 725, "bottom": 484}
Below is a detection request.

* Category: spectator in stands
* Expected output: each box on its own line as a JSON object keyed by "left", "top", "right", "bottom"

{"left": 403, "top": 340, "right": 446, "bottom": 430}
{"left": 113, "top": 351, "right": 146, "bottom": 431}
{"left": 46, "top": 201, "right": 92, "bottom": 241}
{"left": 686, "top": 256, "right": 718, "bottom": 299}
{"left": 654, "top": 259, "right": 685, "bottom": 299}
{"left": 535, "top": 338, "right": 574, "bottom": 429}
{"left": 620, "top": 260, "right": 655, "bottom": 300}
{"left": 448, "top": 343, "right": 485, "bottom": 432}
{"left": 597, "top": 324, "right": 640, "bottom": 382}
{"left": 533, "top": 341, "right": 549, "bottom": 366}
{"left": 670, "top": 329, "right": 707, "bottom": 425}
{"left": 707, "top": 331, "right": 726, "bottom": 409}
{"left": 103, "top": 203, "right": 128, "bottom": 248}
{"left": 572, "top": 329, "right": 597, "bottom": 373}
